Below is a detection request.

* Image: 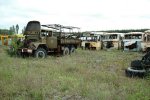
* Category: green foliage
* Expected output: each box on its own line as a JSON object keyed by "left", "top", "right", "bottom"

{"left": 9, "top": 25, "right": 16, "bottom": 35}
{"left": 16, "top": 24, "right": 19, "bottom": 34}
{"left": 0, "top": 29, "right": 9, "bottom": 34}
{"left": 7, "top": 37, "right": 23, "bottom": 56}
{"left": 0, "top": 24, "right": 20, "bottom": 35}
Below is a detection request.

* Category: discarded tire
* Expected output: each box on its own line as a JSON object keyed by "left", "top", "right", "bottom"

{"left": 131, "top": 60, "right": 143, "bottom": 70}
{"left": 125, "top": 67, "right": 146, "bottom": 78}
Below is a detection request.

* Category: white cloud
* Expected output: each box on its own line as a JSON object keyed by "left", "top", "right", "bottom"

{"left": 0, "top": 0, "right": 150, "bottom": 32}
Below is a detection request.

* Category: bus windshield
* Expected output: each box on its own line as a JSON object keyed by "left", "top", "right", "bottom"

{"left": 125, "top": 34, "right": 142, "bottom": 39}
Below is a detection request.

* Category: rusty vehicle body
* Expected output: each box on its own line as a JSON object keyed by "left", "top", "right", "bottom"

{"left": 18, "top": 21, "right": 81, "bottom": 58}
{"left": 123, "top": 31, "right": 150, "bottom": 52}
{"left": 102, "top": 33, "right": 124, "bottom": 50}
{"left": 141, "top": 30, "right": 150, "bottom": 52}
{"left": 0, "top": 35, "right": 8, "bottom": 46}
{"left": 80, "top": 32, "right": 104, "bottom": 50}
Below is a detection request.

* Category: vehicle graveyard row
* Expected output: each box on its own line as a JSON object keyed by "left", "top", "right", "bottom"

{"left": 6, "top": 20, "right": 150, "bottom": 78}
{"left": 80, "top": 30, "right": 150, "bottom": 52}
{"left": 6, "top": 20, "right": 149, "bottom": 59}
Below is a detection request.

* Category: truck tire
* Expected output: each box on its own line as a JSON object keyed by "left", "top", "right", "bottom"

{"left": 131, "top": 60, "right": 143, "bottom": 69}
{"left": 125, "top": 67, "right": 146, "bottom": 78}
{"left": 70, "top": 47, "right": 75, "bottom": 54}
{"left": 34, "top": 48, "right": 47, "bottom": 58}
{"left": 63, "top": 47, "right": 69, "bottom": 56}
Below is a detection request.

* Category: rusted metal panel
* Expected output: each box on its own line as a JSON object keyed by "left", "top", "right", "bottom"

{"left": 89, "top": 42, "right": 102, "bottom": 50}
{"left": 60, "top": 38, "right": 80, "bottom": 44}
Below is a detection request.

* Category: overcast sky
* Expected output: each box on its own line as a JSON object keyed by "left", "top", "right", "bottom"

{"left": 0, "top": 0, "right": 150, "bottom": 32}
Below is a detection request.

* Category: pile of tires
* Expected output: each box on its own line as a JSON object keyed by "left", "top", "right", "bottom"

{"left": 125, "top": 52, "right": 150, "bottom": 78}
{"left": 125, "top": 60, "right": 147, "bottom": 77}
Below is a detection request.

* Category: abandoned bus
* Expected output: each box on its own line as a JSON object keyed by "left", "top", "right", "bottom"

{"left": 80, "top": 32, "right": 104, "bottom": 50}
{"left": 141, "top": 30, "right": 150, "bottom": 52}
{"left": 123, "top": 32, "right": 145, "bottom": 52}
{"left": 102, "top": 33, "right": 124, "bottom": 50}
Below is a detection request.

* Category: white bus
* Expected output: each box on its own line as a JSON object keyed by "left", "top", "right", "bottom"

{"left": 123, "top": 32, "right": 145, "bottom": 51}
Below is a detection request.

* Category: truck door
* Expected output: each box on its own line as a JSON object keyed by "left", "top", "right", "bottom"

{"left": 46, "top": 32, "right": 57, "bottom": 49}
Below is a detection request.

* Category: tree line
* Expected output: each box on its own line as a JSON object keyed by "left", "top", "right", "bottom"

{"left": 101, "top": 29, "right": 149, "bottom": 33}
{"left": 0, "top": 25, "right": 149, "bottom": 35}
{"left": 0, "top": 24, "right": 25, "bottom": 35}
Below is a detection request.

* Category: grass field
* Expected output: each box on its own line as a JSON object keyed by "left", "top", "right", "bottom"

{"left": 0, "top": 46, "right": 150, "bottom": 100}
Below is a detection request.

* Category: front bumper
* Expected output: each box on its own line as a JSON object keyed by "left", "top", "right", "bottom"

{"left": 18, "top": 48, "right": 33, "bottom": 54}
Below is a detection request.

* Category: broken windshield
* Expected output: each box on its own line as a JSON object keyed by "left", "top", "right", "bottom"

{"left": 103, "top": 34, "right": 118, "bottom": 40}
{"left": 125, "top": 34, "right": 142, "bottom": 39}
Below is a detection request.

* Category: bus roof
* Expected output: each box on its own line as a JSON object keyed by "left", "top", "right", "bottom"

{"left": 125, "top": 32, "right": 144, "bottom": 35}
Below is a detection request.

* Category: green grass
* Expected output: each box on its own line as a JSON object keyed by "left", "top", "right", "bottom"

{"left": 0, "top": 46, "right": 150, "bottom": 100}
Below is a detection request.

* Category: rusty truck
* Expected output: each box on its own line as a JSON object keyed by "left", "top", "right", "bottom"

{"left": 123, "top": 31, "right": 150, "bottom": 52}
{"left": 18, "top": 21, "right": 81, "bottom": 58}
{"left": 102, "top": 33, "right": 124, "bottom": 50}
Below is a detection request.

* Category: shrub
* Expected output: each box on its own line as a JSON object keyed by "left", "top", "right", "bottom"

{"left": 7, "top": 37, "right": 23, "bottom": 57}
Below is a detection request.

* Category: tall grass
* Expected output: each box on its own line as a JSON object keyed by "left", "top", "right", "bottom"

{"left": 0, "top": 47, "right": 150, "bottom": 100}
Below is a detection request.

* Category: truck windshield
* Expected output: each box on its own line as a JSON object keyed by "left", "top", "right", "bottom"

{"left": 25, "top": 21, "right": 40, "bottom": 31}
{"left": 125, "top": 34, "right": 142, "bottom": 39}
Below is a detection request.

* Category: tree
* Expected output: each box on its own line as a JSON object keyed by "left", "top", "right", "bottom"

{"left": 16, "top": 24, "right": 19, "bottom": 34}
{"left": 0, "top": 29, "right": 9, "bottom": 34}
{"left": 12, "top": 25, "right": 16, "bottom": 33}
{"left": 9, "top": 25, "right": 15, "bottom": 35}
{"left": 22, "top": 26, "right": 26, "bottom": 34}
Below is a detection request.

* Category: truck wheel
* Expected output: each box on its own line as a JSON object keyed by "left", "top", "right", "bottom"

{"left": 70, "top": 47, "right": 75, "bottom": 54}
{"left": 34, "top": 48, "right": 47, "bottom": 58}
{"left": 63, "top": 47, "right": 69, "bottom": 56}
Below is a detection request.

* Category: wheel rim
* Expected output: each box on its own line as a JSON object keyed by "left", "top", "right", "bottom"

{"left": 63, "top": 48, "right": 69, "bottom": 55}
{"left": 37, "top": 51, "right": 45, "bottom": 58}
{"left": 64, "top": 50, "right": 69, "bottom": 55}
{"left": 71, "top": 48, "right": 75, "bottom": 53}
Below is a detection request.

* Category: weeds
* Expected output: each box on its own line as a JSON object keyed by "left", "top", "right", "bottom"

{"left": 0, "top": 48, "right": 150, "bottom": 99}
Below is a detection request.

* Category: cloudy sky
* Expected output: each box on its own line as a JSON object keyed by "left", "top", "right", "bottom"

{"left": 0, "top": 0, "right": 150, "bottom": 32}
